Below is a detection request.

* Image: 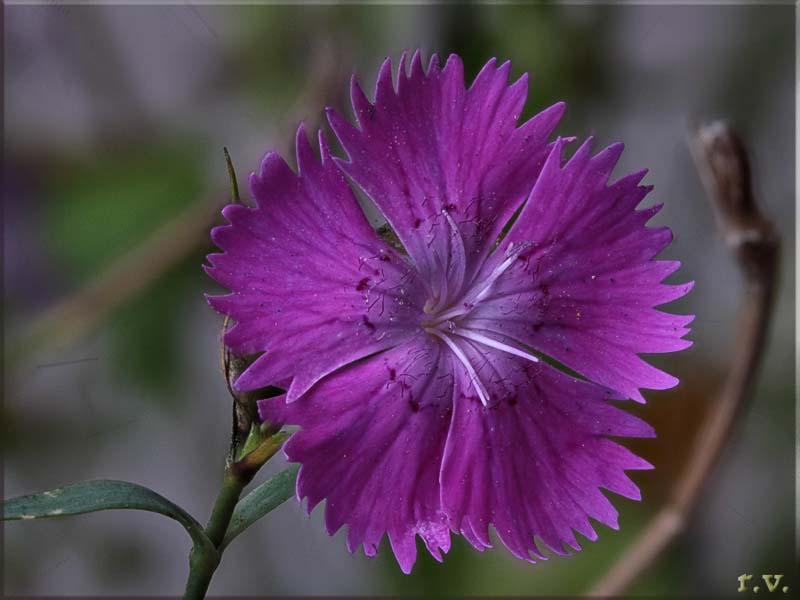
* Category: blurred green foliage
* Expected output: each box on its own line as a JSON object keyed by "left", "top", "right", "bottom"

{"left": 41, "top": 142, "right": 209, "bottom": 396}
{"left": 442, "top": 3, "right": 610, "bottom": 120}
{"left": 43, "top": 142, "right": 204, "bottom": 280}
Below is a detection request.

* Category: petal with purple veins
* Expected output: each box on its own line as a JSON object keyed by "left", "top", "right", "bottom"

{"left": 440, "top": 341, "right": 654, "bottom": 561}
{"left": 206, "top": 125, "right": 427, "bottom": 402}
{"left": 463, "top": 139, "right": 694, "bottom": 402}
{"left": 327, "top": 51, "right": 565, "bottom": 294}
{"left": 259, "top": 334, "right": 454, "bottom": 573}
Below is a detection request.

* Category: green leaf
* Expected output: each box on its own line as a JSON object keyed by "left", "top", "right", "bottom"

{"left": 2, "top": 480, "right": 212, "bottom": 551}
{"left": 222, "top": 465, "right": 299, "bottom": 549}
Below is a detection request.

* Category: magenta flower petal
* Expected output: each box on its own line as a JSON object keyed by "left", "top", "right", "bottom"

{"left": 463, "top": 137, "right": 694, "bottom": 402}
{"left": 206, "top": 125, "right": 426, "bottom": 401}
{"left": 441, "top": 342, "right": 654, "bottom": 562}
{"left": 259, "top": 335, "right": 453, "bottom": 574}
{"left": 327, "top": 50, "right": 564, "bottom": 293}
{"left": 206, "top": 51, "right": 693, "bottom": 573}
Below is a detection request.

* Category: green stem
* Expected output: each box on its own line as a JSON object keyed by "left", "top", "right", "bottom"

{"left": 205, "top": 472, "right": 247, "bottom": 547}
{"left": 183, "top": 431, "right": 285, "bottom": 598}
{"left": 184, "top": 147, "right": 262, "bottom": 600}
{"left": 184, "top": 543, "right": 220, "bottom": 600}
{"left": 183, "top": 470, "right": 248, "bottom": 599}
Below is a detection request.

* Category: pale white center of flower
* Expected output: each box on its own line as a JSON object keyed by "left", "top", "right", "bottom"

{"left": 422, "top": 235, "right": 539, "bottom": 407}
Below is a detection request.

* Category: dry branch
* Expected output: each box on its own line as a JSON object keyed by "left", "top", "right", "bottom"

{"left": 588, "top": 122, "right": 780, "bottom": 596}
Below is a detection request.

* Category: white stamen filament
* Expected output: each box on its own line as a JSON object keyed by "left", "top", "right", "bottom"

{"left": 422, "top": 234, "right": 541, "bottom": 406}
{"left": 427, "top": 328, "right": 490, "bottom": 407}
{"left": 470, "top": 242, "right": 532, "bottom": 305}
{"left": 451, "top": 327, "right": 539, "bottom": 365}
{"left": 428, "top": 211, "right": 467, "bottom": 315}
{"left": 443, "top": 211, "right": 467, "bottom": 266}
{"left": 427, "top": 303, "right": 471, "bottom": 324}
{"left": 426, "top": 242, "right": 532, "bottom": 326}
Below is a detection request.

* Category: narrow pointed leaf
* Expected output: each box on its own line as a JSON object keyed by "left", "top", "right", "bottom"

{"left": 222, "top": 464, "right": 299, "bottom": 548}
{"left": 2, "top": 479, "right": 211, "bottom": 550}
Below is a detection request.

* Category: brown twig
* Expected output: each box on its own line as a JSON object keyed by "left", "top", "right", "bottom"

{"left": 588, "top": 122, "right": 779, "bottom": 596}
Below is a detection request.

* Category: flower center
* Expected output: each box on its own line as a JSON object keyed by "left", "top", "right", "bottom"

{"left": 422, "top": 240, "right": 539, "bottom": 407}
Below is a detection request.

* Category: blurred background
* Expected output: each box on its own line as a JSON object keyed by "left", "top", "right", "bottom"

{"left": 3, "top": 2, "right": 795, "bottom": 596}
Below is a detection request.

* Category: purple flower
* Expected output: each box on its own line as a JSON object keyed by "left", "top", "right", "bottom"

{"left": 206, "top": 51, "right": 693, "bottom": 573}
